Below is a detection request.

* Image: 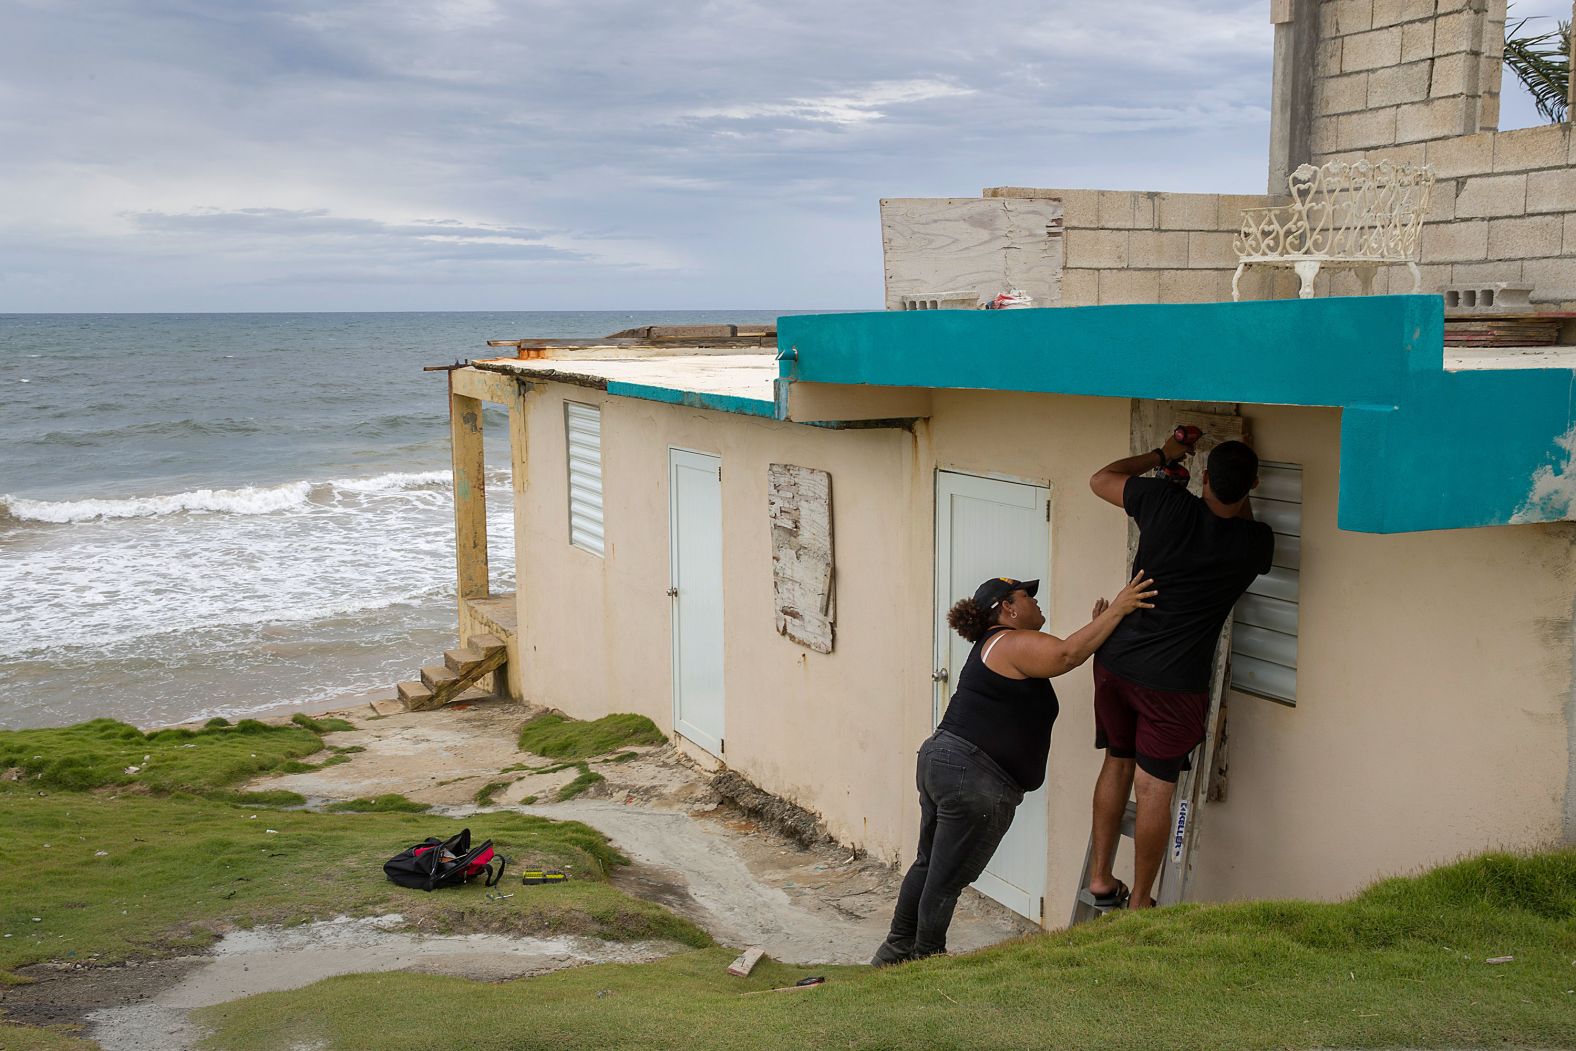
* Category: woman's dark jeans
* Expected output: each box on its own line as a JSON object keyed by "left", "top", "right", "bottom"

{"left": 873, "top": 730, "right": 1023, "bottom": 965}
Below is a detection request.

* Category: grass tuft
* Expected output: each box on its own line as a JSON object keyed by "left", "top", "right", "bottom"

{"left": 323, "top": 794, "right": 430, "bottom": 814}
{"left": 474, "top": 780, "right": 512, "bottom": 806}
{"left": 290, "top": 713, "right": 357, "bottom": 735}
{"left": 0, "top": 719, "right": 325, "bottom": 794}
{"left": 556, "top": 766, "right": 605, "bottom": 802}
{"left": 517, "top": 713, "right": 665, "bottom": 759}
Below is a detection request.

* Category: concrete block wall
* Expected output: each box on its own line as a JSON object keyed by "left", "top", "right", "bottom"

{"left": 1000, "top": 187, "right": 1296, "bottom": 304}
{"left": 1309, "top": 0, "right": 1507, "bottom": 161}
{"left": 1315, "top": 123, "right": 1576, "bottom": 303}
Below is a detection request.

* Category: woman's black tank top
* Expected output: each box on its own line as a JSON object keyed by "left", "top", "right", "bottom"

{"left": 935, "top": 625, "right": 1059, "bottom": 792}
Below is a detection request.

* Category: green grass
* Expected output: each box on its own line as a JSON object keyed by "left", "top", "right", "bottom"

{"left": 517, "top": 713, "right": 665, "bottom": 759}
{"left": 0, "top": 1023, "right": 99, "bottom": 1050}
{"left": 195, "top": 849, "right": 1576, "bottom": 1051}
{"left": 323, "top": 794, "right": 430, "bottom": 814}
{"left": 609, "top": 751, "right": 640, "bottom": 763}
{"left": 0, "top": 718, "right": 326, "bottom": 794}
{"left": 0, "top": 783, "right": 708, "bottom": 986}
{"left": 473, "top": 780, "right": 512, "bottom": 806}
{"left": 290, "top": 714, "right": 357, "bottom": 735}
{"left": 556, "top": 766, "right": 605, "bottom": 801}
{"left": 519, "top": 795, "right": 539, "bottom": 806}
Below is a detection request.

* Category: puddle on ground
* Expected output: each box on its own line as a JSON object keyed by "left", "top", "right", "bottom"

{"left": 87, "top": 914, "right": 681, "bottom": 1051}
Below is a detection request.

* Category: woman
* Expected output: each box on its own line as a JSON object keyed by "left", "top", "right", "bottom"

{"left": 872, "top": 570, "right": 1157, "bottom": 966}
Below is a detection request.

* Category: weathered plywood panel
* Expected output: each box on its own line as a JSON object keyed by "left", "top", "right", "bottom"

{"left": 880, "top": 197, "right": 1065, "bottom": 311}
{"left": 768, "top": 464, "right": 835, "bottom": 653}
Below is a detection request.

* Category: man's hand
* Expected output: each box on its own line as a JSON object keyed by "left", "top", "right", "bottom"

{"left": 1161, "top": 425, "right": 1204, "bottom": 462}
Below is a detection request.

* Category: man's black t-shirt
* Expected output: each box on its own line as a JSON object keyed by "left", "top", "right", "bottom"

{"left": 1096, "top": 477, "right": 1275, "bottom": 692}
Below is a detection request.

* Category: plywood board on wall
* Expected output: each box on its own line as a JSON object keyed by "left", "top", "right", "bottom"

{"left": 768, "top": 464, "right": 835, "bottom": 653}
{"left": 879, "top": 197, "right": 1065, "bottom": 311}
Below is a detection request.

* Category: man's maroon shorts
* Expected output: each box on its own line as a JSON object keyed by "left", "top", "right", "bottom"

{"left": 1092, "top": 661, "right": 1209, "bottom": 783}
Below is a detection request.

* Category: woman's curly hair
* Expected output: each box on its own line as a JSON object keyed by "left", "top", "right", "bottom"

{"left": 947, "top": 597, "right": 996, "bottom": 643}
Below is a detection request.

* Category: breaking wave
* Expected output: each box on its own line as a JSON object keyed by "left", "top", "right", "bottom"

{"left": 0, "top": 469, "right": 460, "bottom": 524}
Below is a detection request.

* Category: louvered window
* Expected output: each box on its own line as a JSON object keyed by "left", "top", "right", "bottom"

{"left": 1231, "top": 462, "right": 1300, "bottom": 704}
{"left": 565, "top": 402, "right": 604, "bottom": 557}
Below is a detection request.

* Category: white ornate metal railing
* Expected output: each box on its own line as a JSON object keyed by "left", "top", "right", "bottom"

{"left": 1233, "top": 160, "right": 1435, "bottom": 301}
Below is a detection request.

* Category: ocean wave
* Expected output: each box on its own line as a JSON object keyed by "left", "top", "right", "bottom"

{"left": 25, "top": 417, "right": 267, "bottom": 448}
{"left": 0, "top": 468, "right": 481, "bottom": 524}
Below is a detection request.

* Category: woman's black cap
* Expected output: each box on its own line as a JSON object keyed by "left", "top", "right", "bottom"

{"left": 973, "top": 577, "right": 1039, "bottom": 608}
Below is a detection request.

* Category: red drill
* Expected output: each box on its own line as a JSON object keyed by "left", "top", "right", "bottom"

{"left": 1158, "top": 425, "right": 1204, "bottom": 486}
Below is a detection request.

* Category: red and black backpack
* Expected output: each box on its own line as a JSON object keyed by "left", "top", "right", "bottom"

{"left": 383, "top": 828, "right": 506, "bottom": 891}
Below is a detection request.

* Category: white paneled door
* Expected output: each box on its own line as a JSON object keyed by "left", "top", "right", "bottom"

{"left": 934, "top": 470, "right": 1051, "bottom": 922}
{"left": 669, "top": 449, "right": 725, "bottom": 757}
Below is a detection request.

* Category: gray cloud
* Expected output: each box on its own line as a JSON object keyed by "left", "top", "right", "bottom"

{"left": 1, "top": 0, "right": 1311, "bottom": 310}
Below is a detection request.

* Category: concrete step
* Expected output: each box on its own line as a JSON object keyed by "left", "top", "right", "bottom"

{"left": 468, "top": 633, "right": 505, "bottom": 657}
{"left": 396, "top": 680, "right": 433, "bottom": 710}
{"left": 443, "top": 647, "right": 486, "bottom": 674}
{"left": 420, "top": 664, "right": 461, "bottom": 691}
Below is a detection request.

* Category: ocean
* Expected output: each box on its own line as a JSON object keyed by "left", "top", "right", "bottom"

{"left": 0, "top": 311, "right": 801, "bottom": 730}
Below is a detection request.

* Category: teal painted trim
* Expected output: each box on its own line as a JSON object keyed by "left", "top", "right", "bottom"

{"left": 776, "top": 297, "right": 1576, "bottom": 533}
{"left": 605, "top": 379, "right": 775, "bottom": 418}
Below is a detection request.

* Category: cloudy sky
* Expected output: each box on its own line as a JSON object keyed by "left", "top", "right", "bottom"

{"left": 1, "top": 1, "right": 1567, "bottom": 312}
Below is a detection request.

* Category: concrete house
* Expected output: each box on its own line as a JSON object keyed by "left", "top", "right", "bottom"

{"left": 434, "top": 0, "right": 1576, "bottom": 928}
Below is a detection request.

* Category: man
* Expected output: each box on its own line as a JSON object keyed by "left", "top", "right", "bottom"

{"left": 1085, "top": 431, "right": 1274, "bottom": 909}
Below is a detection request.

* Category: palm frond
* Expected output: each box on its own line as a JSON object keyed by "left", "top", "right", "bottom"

{"left": 1504, "top": 15, "right": 1571, "bottom": 124}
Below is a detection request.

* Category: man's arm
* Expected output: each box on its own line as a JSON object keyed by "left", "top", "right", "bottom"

{"left": 1089, "top": 433, "right": 1192, "bottom": 508}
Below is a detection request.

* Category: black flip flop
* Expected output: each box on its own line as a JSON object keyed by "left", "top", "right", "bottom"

{"left": 1088, "top": 879, "right": 1130, "bottom": 909}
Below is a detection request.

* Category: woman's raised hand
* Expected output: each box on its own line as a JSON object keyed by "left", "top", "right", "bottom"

{"left": 1107, "top": 570, "right": 1158, "bottom": 617}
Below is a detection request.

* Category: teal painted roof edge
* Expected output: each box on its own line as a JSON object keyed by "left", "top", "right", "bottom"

{"left": 775, "top": 296, "right": 1576, "bottom": 534}
{"left": 605, "top": 379, "right": 775, "bottom": 419}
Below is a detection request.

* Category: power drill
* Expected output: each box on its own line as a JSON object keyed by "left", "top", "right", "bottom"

{"left": 1156, "top": 425, "right": 1203, "bottom": 487}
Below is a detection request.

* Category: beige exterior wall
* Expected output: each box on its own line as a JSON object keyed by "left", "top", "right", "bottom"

{"left": 508, "top": 380, "right": 1576, "bottom": 923}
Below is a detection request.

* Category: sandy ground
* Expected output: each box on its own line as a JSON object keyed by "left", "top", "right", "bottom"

{"left": 10, "top": 698, "right": 1032, "bottom": 1050}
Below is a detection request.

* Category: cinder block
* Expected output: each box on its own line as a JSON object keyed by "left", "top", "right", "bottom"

{"left": 1426, "top": 130, "right": 1494, "bottom": 177}
{"left": 1312, "top": 114, "right": 1341, "bottom": 156}
{"left": 1097, "top": 269, "right": 1161, "bottom": 305}
{"left": 1336, "top": 0, "right": 1374, "bottom": 34}
{"left": 1487, "top": 215, "right": 1564, "bottom": 259}
{"left": 1451, "top": 260, "right": 1524, "bottom": 284}
{"left": 1320, "top": 72, "right": 1371, "bottom": 115}
{"left": 1217, "top": 194, "right": 1275, "bottom": 229}
{"left": 1059, "top": 269, "right": 1099, "bottom": 307}
{"left": 1422, "top": 220, "right": 1489, "bottom": 262}
{"left": 1566, "top": 214, "right": 1576, "bottom": 255}
{"left": 1338, "top": 107, "right": 1398, "bottom": 150}
{"left": 1096, "top": 191, "right": 1139, "bottom": 229}
{"left": 1318, "top": 1, "right": 1341, "bottom": 36}
{"left": 1365, "top": 142, "right": 1428, "bottom": 166}
{"left": 1493, "top": 124, "right": 1572, "bottom": 173}
{"left": 1433, "top": 10, "right": 1483, "bottom": 54}
{"left": 1065, "top": 229, "right": 1129, "bottom": 268}
{"left": 1156, "top": 193, "right": 1221, "bottom": 231}
{"left": 1342, "top": 26, "right": 1403, "bottom": 71}
{"left": 1318, "top": 39, "right": 1344, "bottom": 77}
{"left": 1186, "top": 231, "right": 1238, "bottom": 269}
{"left": 1395, "top": 97, "right": 1471, "bottom": 143}
{"left": 1426, "top": 179, "right": 1459, "bottom": 222}
{"left": 1400, "top": 20, "right": 1435, "bottom": 62}
{"left": 1523, "top": 257, "right": 1576, "bottom": 302}
{"left": 1526, "top": 169, "right": 1576, "bottom": 213}
{"left": 1454, "top": 173, "right": 1527, "bottom": 217}
{"left": 1054, "top": 188, "right": 1100, "bottom": 224}
{"left": 1478, "top": 90, "right": 1500, "bottom": 132}
{"left": 1133, "top": 193, "right": 1157, "bottom": 230}
{"left": 1429, "top": 52, "right": 1475, "bottom": 98}
{"left": 1271, "top": 0, "right": 1294, "bottom": 24}
{"left": 1128, "top": 231, "right": 1190, "bottom": 268}
{"left": 1371, "top": 0, "right": 1434, "bottom": 28}
{"left": 1367, "top": 61, "right": 1432, "bottom": 106}
{"left": 1414, "top": 263, "right": 1453, "bottom": 295}
{"left": 1158, "top": 269, "right": 1222, "bottom": 304}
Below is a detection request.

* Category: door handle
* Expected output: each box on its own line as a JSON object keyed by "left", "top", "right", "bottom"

{"left": 666, "top": 587, "right": 679, "bottom": 597}
{"left": 932, "top": 668, "right": 949, "bottom": 682}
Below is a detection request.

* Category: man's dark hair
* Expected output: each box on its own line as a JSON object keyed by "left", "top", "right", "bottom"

{"left": 1206, "top": 440, "right": 1259, "bottom": 503}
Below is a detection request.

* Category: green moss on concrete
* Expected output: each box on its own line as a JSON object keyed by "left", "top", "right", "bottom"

{"left": 517, "top": 713, "right": 665, "bottom": 760}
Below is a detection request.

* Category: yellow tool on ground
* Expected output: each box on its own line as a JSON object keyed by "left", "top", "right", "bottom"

{"left": 520, "top": 869, "right": 568, "bottom": 885}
